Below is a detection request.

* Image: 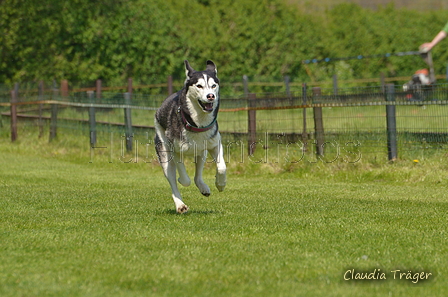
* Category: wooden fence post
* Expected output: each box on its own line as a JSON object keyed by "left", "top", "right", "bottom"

{"left": 385, "top": 84, "right": 397, "bottom": 161}
{"left": 10, "top": 84, "right": 18, "bottom": 142}
{"left": 127, "top": 78, "right": 133, "bottom": 94}
{"left": 96, "top": 79, "right": 102, "bottom": 101}
{"left": 312, "top": 87, "right": 324, "bottom": 157}
{"left": 167, "top": 75, "right": 173, "bottom": 96}
{"left": 123, "top": 92, "right": 133, "bottom": 152}
{"left": 88, "top": 91, "right": 96, "bottom": 146}
{"left": 61, "top": 79, "right": 69, "bottom": 98}
{"left": 248, "top": 93, "right": 257, "bottom": 155}
{"left": 38, "top": 81, "right": 44, "bottom": 138}
{"left": 49, "top": 84, "right": 58, "bottom": 141}
{"left": 302, "top": 83, "right": 308, "bottom": 151}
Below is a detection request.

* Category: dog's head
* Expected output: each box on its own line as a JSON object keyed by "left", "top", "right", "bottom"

{"left": 184, "top": 60, "right": 220, "bottom": 113}
{"left": 403, "top": 69, "right": 431, "bottom": 91}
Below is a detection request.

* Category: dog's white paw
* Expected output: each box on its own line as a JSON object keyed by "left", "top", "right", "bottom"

{"left": 215, "top": 181, "right": 226, "bottom": 192}
{"left": 215, "top": 170, "right": 226, "bottom": 192}
{"left": 177, "top": 204, "right": 189, "bottom": 214}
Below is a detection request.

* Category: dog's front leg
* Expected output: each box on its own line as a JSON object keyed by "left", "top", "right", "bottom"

{"left": 194, "top": 151, "right": 211, "bottom": 196}
{"left": 210, "top": 141, "right": 226, "bottom": 192}
{"left": 173, "top": 154, "right": 191, "bottom": 187}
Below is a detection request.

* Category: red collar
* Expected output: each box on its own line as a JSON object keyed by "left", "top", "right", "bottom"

{"left": 179, "top": 108, "right": 217, "bottom": 133}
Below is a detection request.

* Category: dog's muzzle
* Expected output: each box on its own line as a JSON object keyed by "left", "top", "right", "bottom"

{"left": 199, "top": 93, "right": 215, "bottom": 112}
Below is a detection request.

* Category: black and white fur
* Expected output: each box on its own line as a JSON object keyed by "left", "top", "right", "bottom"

{"left": 154, "top": 60, "right": 226, "bottom": 213}
{"left": 403, "top": 72, "right": 431, "bottom": 92}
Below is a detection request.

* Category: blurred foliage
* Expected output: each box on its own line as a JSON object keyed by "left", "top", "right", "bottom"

{"left": 1, "top": 0, "right": 447, "bottom": 87}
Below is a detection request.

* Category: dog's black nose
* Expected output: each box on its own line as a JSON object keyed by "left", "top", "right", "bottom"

{"left": 207, "top": 93, "right": 215, "bottom": 101}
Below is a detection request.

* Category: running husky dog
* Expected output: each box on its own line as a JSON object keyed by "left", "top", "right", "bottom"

{"left": 154, "top": 60, "right": 226, "bottom": 213}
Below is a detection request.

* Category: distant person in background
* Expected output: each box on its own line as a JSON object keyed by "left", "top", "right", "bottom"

{"left": 420, "top": 22, "right": 448, "bottom": 52}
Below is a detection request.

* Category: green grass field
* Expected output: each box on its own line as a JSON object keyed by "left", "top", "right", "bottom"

{"left": 0, "top": 130, "right": 447, "bottom": 296}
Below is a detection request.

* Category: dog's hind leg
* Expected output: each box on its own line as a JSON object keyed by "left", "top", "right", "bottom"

{"left": 155, "top": 134, "right": 189, "bottom": 214}
{"left": 194, "top": 151, "right": 211, "bottom": 196}
{"left": 161, "top": 158, "right": 189, "bottom": 213}
{"left": 162, "top": 160, "right": 188, "bottom": 213}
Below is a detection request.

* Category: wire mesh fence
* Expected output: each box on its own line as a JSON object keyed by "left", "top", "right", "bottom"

{"left": 1, "top": 83, "right": 448, "bottom": 162}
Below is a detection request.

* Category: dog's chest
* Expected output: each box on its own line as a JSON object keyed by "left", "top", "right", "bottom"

{"left": 173, "top": 129, "right": 219, "bottom": 155}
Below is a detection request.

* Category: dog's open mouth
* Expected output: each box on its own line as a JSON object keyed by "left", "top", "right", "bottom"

{"left": 199, "top": 100, "right": 214, "bottom": 112}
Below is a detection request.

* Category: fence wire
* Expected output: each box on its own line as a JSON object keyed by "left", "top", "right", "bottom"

{"left": 1, "top": 84, "right": 448, "bottom": 161}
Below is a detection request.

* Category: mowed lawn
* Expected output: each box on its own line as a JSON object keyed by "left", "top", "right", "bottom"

{"left": 0, "top": 147, "right": 447, "bottom": 296}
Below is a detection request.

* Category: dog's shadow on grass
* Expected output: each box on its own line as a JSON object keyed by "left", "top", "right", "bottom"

{"left": 156, "top": 209, "right": 222, "bottom": 216}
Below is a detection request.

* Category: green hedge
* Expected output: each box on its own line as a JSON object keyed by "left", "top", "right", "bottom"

{"left": 1, "top": 0, "right": 447, "bottom": 86}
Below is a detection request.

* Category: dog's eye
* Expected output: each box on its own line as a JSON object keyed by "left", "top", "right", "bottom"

{"left": 211, "top": 84, "right": 217, "bottom": 88}
{"left": 196, "top": 84, "right": 203, "bottom": 89}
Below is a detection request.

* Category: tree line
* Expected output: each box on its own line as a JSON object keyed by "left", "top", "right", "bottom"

{"left": 1, "top": 0, "right": 447, "bottom": 88}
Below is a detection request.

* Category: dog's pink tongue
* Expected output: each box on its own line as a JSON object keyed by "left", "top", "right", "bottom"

{"left": 205, "top": 103, "right": 213, "bottom": 111}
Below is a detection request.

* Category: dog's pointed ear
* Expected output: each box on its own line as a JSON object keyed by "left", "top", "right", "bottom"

{"left": 206, "top": 60, "right": 217, "bottom": 75}
{"left": 185, "top": 60, "right": 195, "bottom": 78}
